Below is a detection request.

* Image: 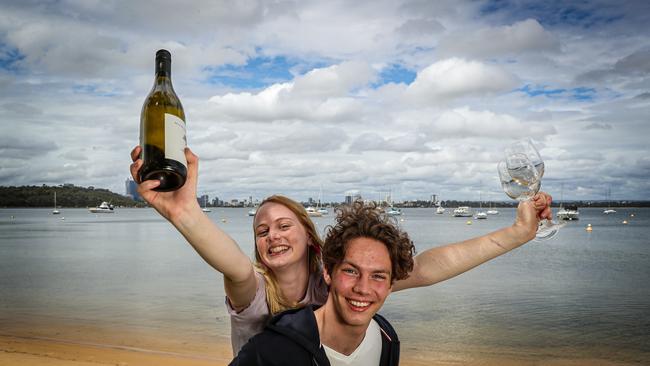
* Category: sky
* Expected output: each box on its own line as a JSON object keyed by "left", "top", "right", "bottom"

{"left": 0, "top": 0, "right": 649, "bottom": 203}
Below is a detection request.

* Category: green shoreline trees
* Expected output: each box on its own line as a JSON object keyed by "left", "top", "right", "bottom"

{"left": 0, "top": 185, "right": 142, "bottom": 208}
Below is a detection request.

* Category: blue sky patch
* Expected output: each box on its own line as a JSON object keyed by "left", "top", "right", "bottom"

{"left": 204, "top": 55, "right": 330, "bottom": 90}
{"left": 481, "top": 1, "right": 624, "bottom": 29}
{"left": 72, "top": 84, "right": 119, "bottom": 97}
{"left": 518, "top": 84, "right": 596, "bottom": 101}
{"left": 376, "top": 64, "right": 416, "bottom": 86}
{"left": 0, "top": 43, "right": 25, "bottom": 72}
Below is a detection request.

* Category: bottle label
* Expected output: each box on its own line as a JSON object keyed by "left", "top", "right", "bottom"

{"left": 164, "top": 113, "right": 187, "bottom": 168}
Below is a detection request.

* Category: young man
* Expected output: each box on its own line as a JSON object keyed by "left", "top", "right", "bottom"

{"left": 230, "top": 201, "right": 416, "bottom": 366}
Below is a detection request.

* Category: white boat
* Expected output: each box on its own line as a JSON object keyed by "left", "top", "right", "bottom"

{"left": 386, "top": 207, "right": 402, "bottom": 216}
{"left": 486, "top": 203, "right": 499, "bottom": 215}
{"left": 306, "top": 206, "right": 322, "bottom": 217}
{"left": 557, "top": 205, "right": 579, "bottom": 220}
{"left": 317, "top": 207, "right": 329, "bottom": 215}
{"left": 475, "top": 211, "right": 487, "bottom": 219}
{"left": 453, "top": 206, "right": 473, "bottom": 217}
{"left": 52, "top": 191, "right": 60, "bottom": 215}
{"left": 435, "top": 206, "right": 445, "bottom": 214}
{"left": 248, "top": 208, "right": 257, "bottom": 216}
{"left": 603, "top": 187, "right": 616, "bottom": 214}
{"left": 315, "top": 186, "right": 328, "bottom": 215}
{"left": 88, "top": 201, "right": 114, "bottom": 213}
{"left": 475, "top": 192, "right": 487, "bottom": 219}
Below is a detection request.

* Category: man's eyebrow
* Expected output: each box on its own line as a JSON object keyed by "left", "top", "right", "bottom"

{"left": 340, "top": 260, "right": 391, "bottom": 274}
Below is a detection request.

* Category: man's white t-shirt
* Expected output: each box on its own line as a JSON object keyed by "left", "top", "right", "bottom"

{"left": 323, "top": 319, "right": 382, "bottom": 366}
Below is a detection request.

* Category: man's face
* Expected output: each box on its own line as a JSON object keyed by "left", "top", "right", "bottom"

{"left": 324, "top": 237, "right": 393, "bottom": 328}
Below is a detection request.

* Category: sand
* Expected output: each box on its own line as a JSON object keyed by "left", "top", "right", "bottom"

{"left": 0, "top": 316, "right": 639, "bottom": 366}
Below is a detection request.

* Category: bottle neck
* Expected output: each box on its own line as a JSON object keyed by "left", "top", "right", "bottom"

{"left": 155, "top": 57, "right": 171, "bottom": 79}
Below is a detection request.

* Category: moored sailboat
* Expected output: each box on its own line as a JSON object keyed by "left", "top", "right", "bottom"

{"left": 52, "top": 191, "right": 60, "bottom": 215}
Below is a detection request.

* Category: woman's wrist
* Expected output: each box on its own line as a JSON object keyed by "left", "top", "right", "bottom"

{"left": 170, "top": 200, "right": 203, "bottom": 231}
{"left": 510, "top": 221, "right": 536, "bottom": 244}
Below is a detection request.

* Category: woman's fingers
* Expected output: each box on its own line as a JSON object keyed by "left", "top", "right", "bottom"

{"left": 130, "top": 146, "right": 141, "bottom": 162}
{"left": 137, "top": 178, "right": 160, "bottom": 194}
{"left": 184, "top": 147, "right": 199, "bottom": 186}
{"left": 130, "top": 159, "right": 142, "bottom": 183}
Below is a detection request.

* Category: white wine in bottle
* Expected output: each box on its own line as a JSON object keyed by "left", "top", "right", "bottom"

{"left": 139, "top": 49, "right": 187, "bottom": 191}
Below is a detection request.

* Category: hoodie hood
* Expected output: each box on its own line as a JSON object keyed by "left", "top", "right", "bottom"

{"left": 266, "top": 305, "right": 330, "bottom": 365}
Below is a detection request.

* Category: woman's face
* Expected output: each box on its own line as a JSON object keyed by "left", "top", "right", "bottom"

{"left": 254, "top": 202, "right": 310, "bottom": 272}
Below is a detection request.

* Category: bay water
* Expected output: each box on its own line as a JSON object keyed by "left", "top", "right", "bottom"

{"left": 1, "top": 207, "right": 648, "bottom": 363}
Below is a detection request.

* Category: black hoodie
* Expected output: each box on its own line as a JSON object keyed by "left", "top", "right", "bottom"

{"left": 230, "top": 305, "right": 400, "bottom": 366}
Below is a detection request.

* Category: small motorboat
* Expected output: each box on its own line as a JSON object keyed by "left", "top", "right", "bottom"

{"left": 88, "top": 201, "right": 114, "bottom": 213}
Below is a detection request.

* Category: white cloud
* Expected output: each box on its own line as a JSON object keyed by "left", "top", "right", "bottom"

{"left": 207, "top": 61, "right": 373, "bottom": 122}
{"left": 438, "top": 19, "right": 560, "bottom": 59}
{"left": 404, "top": 58, "right": 519, "bottom": 104}
{"left": 0, "top": 1, "right": 648, "bottom": 200}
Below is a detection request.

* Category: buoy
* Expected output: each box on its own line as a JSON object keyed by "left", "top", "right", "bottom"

{"left": 61, "top": 217, "right": 65, "bottom": 220}
{"left": 221, "top": 218, "right": 227, "bottom": 223}
{"left": 400, "top": 218, "right": 404, "bottom": 222}
{"left": 466, "top": 220, "right": 472, "bottom": 225}
{"left": 630, "top": 214, "right": 635, "bottom": 217}
{"left": 586, "top": 224, "right": 592, "bottom": 232}
{"left": 622, "top": 220, "right": 628, "bottom": 225}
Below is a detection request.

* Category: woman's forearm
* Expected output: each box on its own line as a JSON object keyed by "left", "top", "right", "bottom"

{"left": 171, "top": 205, "right": 257, "bottom": 304}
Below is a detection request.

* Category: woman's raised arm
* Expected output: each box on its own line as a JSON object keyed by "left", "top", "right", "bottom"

{"left": 130, "top": 146, "right": 257, "bottom": 309}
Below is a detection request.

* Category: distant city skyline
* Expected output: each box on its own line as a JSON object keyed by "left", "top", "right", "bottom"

{"left": 1, "top": 1, "right": 649, "bottom": 201}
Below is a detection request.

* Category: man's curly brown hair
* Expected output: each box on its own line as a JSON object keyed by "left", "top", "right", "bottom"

{"left": 323, "top": 200, "right": 416, "bottom": 284}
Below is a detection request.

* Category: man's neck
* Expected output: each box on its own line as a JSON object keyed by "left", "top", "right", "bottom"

{"left": 314, "top": 301, "right": 369, "bottom": 355}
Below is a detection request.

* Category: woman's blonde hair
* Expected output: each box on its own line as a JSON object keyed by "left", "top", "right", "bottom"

{"left": 253, "top": 195, "right": 323, "bottom": 315}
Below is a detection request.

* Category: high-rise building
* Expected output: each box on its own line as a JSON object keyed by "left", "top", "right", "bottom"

{"left": 198, "top": 194, "right": 209, "bottom": 207}
{"left": 345, "top": 195, "right": 353, "bottom": 205}
{"left": 125, "top": 178, "right": 142, "bottom": 201}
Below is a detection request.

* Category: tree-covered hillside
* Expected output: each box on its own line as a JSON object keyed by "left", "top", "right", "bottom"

{"left": 0, "top": 185, "right": 142, "bottom": 208}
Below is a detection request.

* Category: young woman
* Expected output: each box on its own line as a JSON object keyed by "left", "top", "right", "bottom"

{"left": 129, "top": 146, "right": 552, "bottom": 354}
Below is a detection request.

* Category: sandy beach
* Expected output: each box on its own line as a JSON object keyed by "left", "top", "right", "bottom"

{"left": 0, "top": 335, "right": 635, "bottom": 366}
{"left": 0, "top": 316, "right": 636, "bottom": 366}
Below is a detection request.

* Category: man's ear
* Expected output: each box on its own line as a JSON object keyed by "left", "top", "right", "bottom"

{"left": 323, "top": 266, "right": 332, "bottom": 286}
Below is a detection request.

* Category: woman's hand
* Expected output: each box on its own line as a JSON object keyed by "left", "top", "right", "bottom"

{"left": 129, "top": 146, "right": 201, "bottom": 222}
{"left": 512, "top": 192, "right": 553, "bottom": 243}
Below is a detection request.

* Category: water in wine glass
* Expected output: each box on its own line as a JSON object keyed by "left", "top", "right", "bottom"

{"left": 505, "top": 139, "right": 544, "bottom": 178}
{"left": 497, "top": 160, "right": 540, "bottom": 201}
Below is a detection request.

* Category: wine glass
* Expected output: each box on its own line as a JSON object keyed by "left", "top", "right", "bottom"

{"left": 498, "top": 140, "right": 564, "bottom": 240}
{"left": 504, "top": 139, "right": 544, "bottom": 178}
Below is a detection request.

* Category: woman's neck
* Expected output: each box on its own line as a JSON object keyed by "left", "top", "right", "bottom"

{"left": 274, "top": 261, "right": 311, "bottom": 304}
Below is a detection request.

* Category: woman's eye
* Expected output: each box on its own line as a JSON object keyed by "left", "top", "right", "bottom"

{"left": 256, "top": 230, "right": 268, "bottom": 237}
{"left": 372, "top": 274, "right": 387, "bottom": 281}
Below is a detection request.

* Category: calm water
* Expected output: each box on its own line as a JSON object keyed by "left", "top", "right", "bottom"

{"left": 1, "top": 207, "right": 649, "bottom": 363}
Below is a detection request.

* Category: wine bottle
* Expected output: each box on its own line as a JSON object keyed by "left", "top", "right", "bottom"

{"left": 139, "top": 49, "right": 187, "bottom": 191}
